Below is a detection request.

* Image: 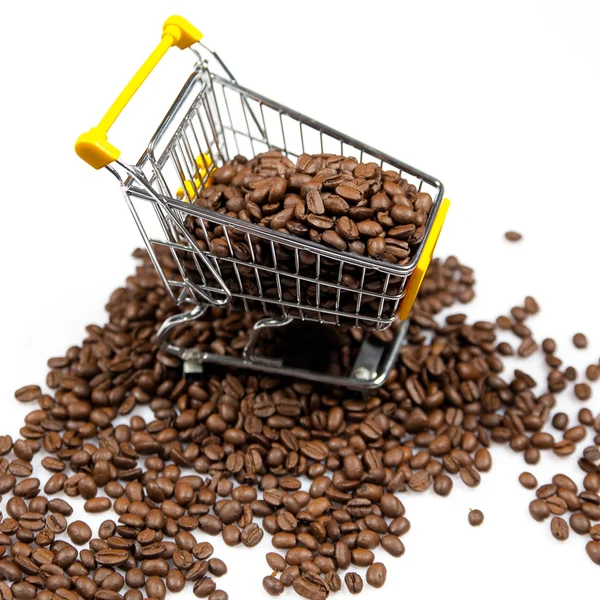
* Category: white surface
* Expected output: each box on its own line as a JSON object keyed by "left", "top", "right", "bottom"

{"left": 1, "top": 1, "right": 599, "bottom": 598}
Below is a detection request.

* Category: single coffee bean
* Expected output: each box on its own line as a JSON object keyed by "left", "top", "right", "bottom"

{"left": 193, "top": 577, "right": 217, "bottom": 598}
{"left": 266, "top": 553, "right": 286, "bottom": 572}
{"left": 366, "top": 563, "right": 386, "bottom": 589}
{"left": 380, "top": 534, "right": 404, "bottom": 557}
{"left": 586, "top": 541, "right": 600, "bottom": 565}
{"left": 504, "top": 231, "right": 522, "bottom": 242}
{"left": 518, "top": 472, "right": 537, "bottom": 490}
{"left": 262, "top": 576, "right": 284, "bottom": 597}
{"left": 15, "top": 386, "right": 41, "bottom": 403}
{"left": 573, "top": 333, "right": 588, "bottom": 349}
{"left": 550, "top": 517, "right": 569, "bottom": 541}
{"left": 292, "top": 573, "right": 328, "bottom": 600}
{"left": 575, "top": 383, "right": 592, "bottom": 401}
{"left": 570, "top": 512, "right": 591, "bottom": 535}
{"left": 433, "top": 475, "right": 453, "bottom": 497}
{"left": 67, "top": 521, "right": 92, "bottom": 545}
{"left": 145, "top": 576, "right": 166, "bottom": 600}
{"left": 345, "top": 572, "right": 363, "bottom": 594}
{"left": 468, "top": 509, "right": 484, "bottom": 527}
{"left": 529, "top": 499, "right": 550, "bottom": 522}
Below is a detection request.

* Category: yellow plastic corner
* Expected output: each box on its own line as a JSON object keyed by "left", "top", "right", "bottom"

{"left": 176, "top": 153, "right": 215, "bottom": 202}
{"left": 163, "top": 15, "right": 203, "bottom": 49}
{"left": 75, "top": 128, "right": 121, "bottom": 170}
{"left": 397, "top": 198, "right": 450, "bottom": 321}
{"left": 75, "top": 16, "right": 202, "bottom": 169}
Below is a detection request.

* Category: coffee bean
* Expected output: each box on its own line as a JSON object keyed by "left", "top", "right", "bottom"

{"left": 84, "top": 498, "right": 111, "bottom": 513}
{"left": 585, "top": 364, "right": 600, "bottom": 382}
{"left": 95, "top": 549, "right": 129, "bottom": 566}
{"left": 529, "top": 499, "right": 550, "bottom": 522}
{"left": 504, "top": 231, "right": 522, "bottom": 242}
{"left": 145, "top": 576, "right": 166, "bottom": 600}
{"left": 408, "top": 471, "right": 433, "bottom": 492}
{"left": 365, "top": 563, "right": 386, "bottom": 588}
{"left": 550, "top": 517, "right": 569, "bottom": 541}
{"left": 573, "top": 333, "right": 588, "bottom": 349}
{"left": 351, "top": 548, "right": 374, "bottom": 567}
{"left": 240, "top": 523, "right": 262, "bottom": 547}
{"left": 468, "top": 509, "right": 484, "bottom": 527}
{"left": 570, "top": 512, "right": 590, "bottom": 535}
{"left": 380, "top": 534, "right": 404, "bottom": 557}
{"left": 433, "top": 475, "right": 453, "bottom": 497}
{"left": 15, "top": 386, "right": 41, "bottom": 403}
{"left": 266, "top": 553, "right": 286, "bottom": 572}
{"left": 67, "top": 521, "right": 92, "bottom": 545}
{"left": 586, "top": 541, "right": 600, "bottom": 565}
{"left": 292, "top": 573, "right": 328, "bottom": 600}
{"left": 345, "top": 572, "right": 363, "bottom": 594}
{"left": 519, "top": 472, "right": 538, "bottom": 489}
{"left": 575, "top": 383, "right": 592, "bottom": 401}
{"left": 263, "top": 576, "right": 284, "bottom": 596}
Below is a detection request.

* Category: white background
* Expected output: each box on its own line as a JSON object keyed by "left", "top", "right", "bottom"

{"left": 1, "top": 1, "right": 599, "bottom": 598}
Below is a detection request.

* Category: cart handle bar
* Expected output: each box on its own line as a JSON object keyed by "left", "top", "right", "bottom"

{"left": 75, "top": 16, "right": 202, "bottom": 170}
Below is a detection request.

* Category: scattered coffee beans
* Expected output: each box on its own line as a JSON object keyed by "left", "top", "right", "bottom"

{"left": 1, "top": 212, "right": 598, "bottom": 600}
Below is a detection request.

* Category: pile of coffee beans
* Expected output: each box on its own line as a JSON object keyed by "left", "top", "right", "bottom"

{"left": 1, "top": 243, "right": 599, "bottom": 600}
{"left": 180, "top": 151, "right": 437, "bottom": 326}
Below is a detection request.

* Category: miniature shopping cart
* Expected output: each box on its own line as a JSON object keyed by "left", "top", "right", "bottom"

{"left": 76, "top": 16, "right": 450, "bottom": 389}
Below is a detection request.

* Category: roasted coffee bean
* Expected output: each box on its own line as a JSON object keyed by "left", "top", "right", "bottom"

{"left": 573, "top": 333, "right": 588, "bottom": 349}
{"left": 15, "top": 386, "right": 42, "bottom": 403}
{"left": 84, "top": 498, "right": 111, "bottom": 513}
{"left": 586, "top": 541, "right": 600, "bottom": 565}
{"left": 166, "top": 569, "right": 185, "bottom": 593}
{"left": 504, "top": 231, "right": 522, "bottom": 242}
{"left": 292, "top": 573, "right": 328, "bottom": 600}
{"left": 570, "top": 512, "right": 591, "bottom": 535}
{"left": 550, "top": 517, "right": 569, "bottom": 541}
{"left": 433, "top": 475, "right": 453, "bottom": 497}
{"left": 351, "top": 548, "right": 374, "bottom": 567}
{"left": 468, "top": 509, "right": 484, "bottom": 527}
{"left": 366, "top": 563, "right": 386, "bottom": 589}
{"left": 266, "top": 553, "right": 286, "bottom": 572}
{"left": 519, "top": 472, "right": 538, "bottom": 490}
{"left": 575, "top": 383, "right": 592, "bottom": 401}
{"left": 145, "top": 576, "right": 166, "bottom": 600}
{"left": 529, "top": 499, "right": 550, "bottom": 522}
{"left": 193, "top": 577, "right": 216, "bottom": 598}
{"left": 345, "top": 572, "right": 363, "bottom": 594}
{"left": 67, "top": 521, "right": 92, "bottom": 545}
{"left": 263, "top": 576, "right": 284, "bottom": 597}
{"left": 380, "top": 534, "right": 404, "bottom": 557}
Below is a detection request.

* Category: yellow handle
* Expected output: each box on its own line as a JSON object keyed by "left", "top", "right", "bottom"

{"left": 75, "top": 16, "right": 202, "bottom": 169}
{"left": 397, "top": 198, "right": 450, "bottom": 321}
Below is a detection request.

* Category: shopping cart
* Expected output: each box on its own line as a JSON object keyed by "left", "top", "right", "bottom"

{"left": 76, "top": 16, "right": 450, "bottom": 389}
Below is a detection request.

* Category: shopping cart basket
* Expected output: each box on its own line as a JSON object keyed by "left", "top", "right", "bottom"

{"left": 75, "top": 16, "right": 450, "bottom": 389}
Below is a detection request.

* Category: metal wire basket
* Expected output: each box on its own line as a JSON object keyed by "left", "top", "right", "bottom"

{"left": 76, "top": 16, "right": 449, "bottom": 389}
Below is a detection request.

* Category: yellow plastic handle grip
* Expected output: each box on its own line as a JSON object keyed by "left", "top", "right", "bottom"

{"left": 397, "top": 197, "right": 450, "bottom": 321}
{"left": 75, "top": 16, "right": 202, "bottom": 169}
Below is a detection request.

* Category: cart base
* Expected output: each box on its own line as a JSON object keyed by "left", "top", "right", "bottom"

{"left": 157, "top": 306, "right": 407, "bottom": 390}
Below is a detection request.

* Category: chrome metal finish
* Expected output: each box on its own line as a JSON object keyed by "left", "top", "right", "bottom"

{"left": 106, "top": 44, "right": 443, "bottom": 388}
